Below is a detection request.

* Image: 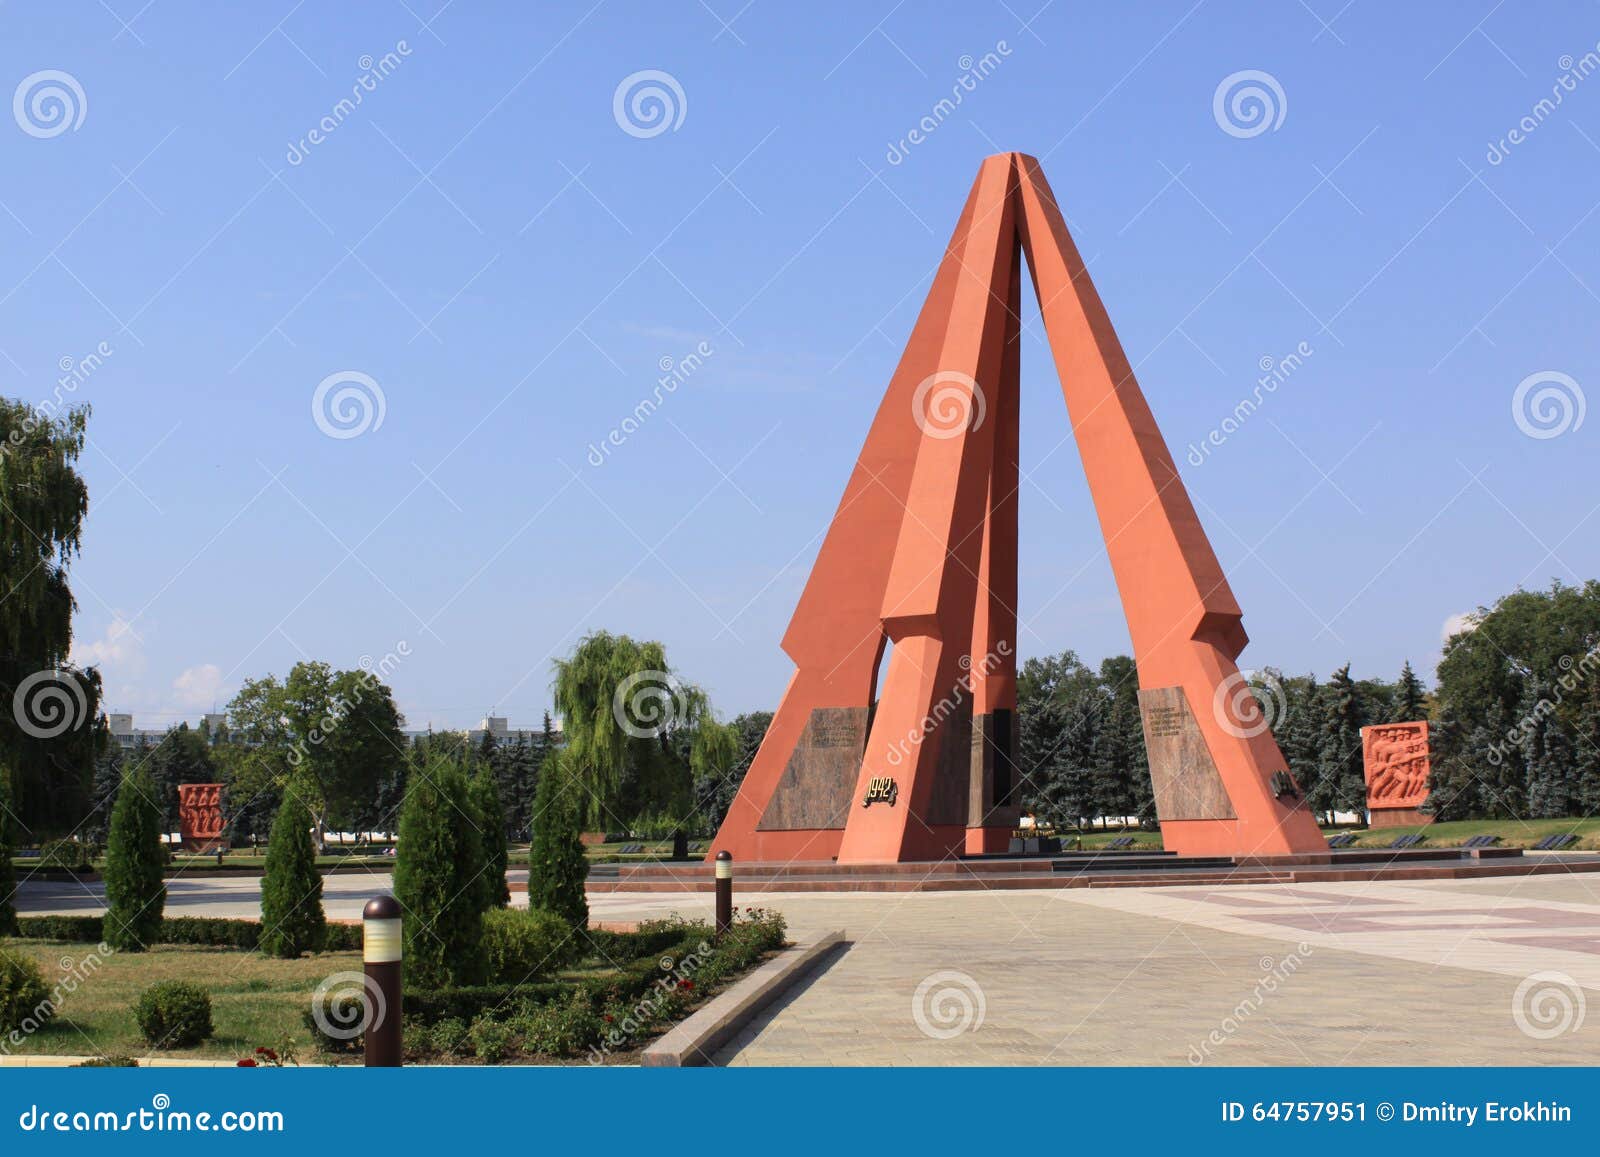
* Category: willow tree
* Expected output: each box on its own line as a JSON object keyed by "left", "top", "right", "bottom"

{"left": 552, "top": 631, "right": 735, "bottom": 833}
{"left": 0, "top": 398, "right": 101, "bottom": 833}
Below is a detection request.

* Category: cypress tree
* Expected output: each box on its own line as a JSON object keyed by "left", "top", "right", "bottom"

{"left": 103, "top": 764, "right": 167, "bottom": 951}
{"left": 1312, "top": 665, "right": 1367, "bottom": 823}
{"left": 258, "top": 788, "right": 326, "bottom": 957}
{"left": 527, "top": 752, "right": 589, "bottom": 927}
{"left": 470, "top": 766, "right": 510, "bottom": 908}
{"left": 0, "top": 766, "right": 17, "bottom": 937}
{"left": 394, "top": 757, "right": 486, "bottom": 987}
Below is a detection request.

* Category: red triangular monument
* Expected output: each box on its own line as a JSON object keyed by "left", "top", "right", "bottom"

{"left": 711, "top": 153, "right": 1327, "bottom": 863}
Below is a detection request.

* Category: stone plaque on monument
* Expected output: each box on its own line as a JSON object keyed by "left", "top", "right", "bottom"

{"left": 757, "top": 706, "right": 868, "bottom": 831}
{"left": 1137, "top": 686, "right": 1236, "bottom": 822}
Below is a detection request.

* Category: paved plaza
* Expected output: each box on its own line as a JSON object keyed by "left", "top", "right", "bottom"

{"left": 18, "top": 871, "right": 1600, "bottom": 1065}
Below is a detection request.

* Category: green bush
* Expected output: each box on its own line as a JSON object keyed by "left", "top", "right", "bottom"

{"left": 395, "top": 757, "right": 487, "bottom": 988}
{"left": 468, "top": 1013, "right": 516, "bottom": 1062}
{"left": 258, "top": 791, "right": 325, "bottom": 958}
{"left": 103, "top": 765, "right": 167, "bottom": 952}
{"left": 15, "top": 914, "right": 361, "bottom": 951}
{"left": 527, "top": 752, "right": 588, "bottom": 927}
{"left": 482, "top": 907, "right": 577, "bottom": 984}
{"left": 37, "top": 838, "right": 98, "bottom": 872}
{"left": 511, "top": 991, "right": 605, "bottom": 1057}
{"left": 0, "top": 947, "right": 49, "bottom": 1035}
{"left": 428, "top": 1017, "right": 470, "bottom": 1056}
{"left": 74, "top": 1055, "right": 139, "bottom": 1067}
{"left": 134, "top": 981, "right": 213, "bottom": 1048}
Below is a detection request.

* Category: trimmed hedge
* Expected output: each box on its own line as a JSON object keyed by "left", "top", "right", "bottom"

{"left": 16, "top": 915, "right": 361, "bottom": 952}
{"left": 134, "top": 980, "right": 213, "bottom": 1048}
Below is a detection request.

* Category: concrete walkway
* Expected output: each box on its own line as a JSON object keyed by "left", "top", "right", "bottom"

{"left": 19, "top": 871, "right": 1600, "bottom": 1065}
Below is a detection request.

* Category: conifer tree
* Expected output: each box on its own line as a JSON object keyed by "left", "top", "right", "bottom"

{"left": 394, "top": 757, "right": 486, "bottom": 987}
{"left": 470, "top": 765, "right": 510, "bottom": 907}
{"left": 527, "top": 752, "right": 588, "bottom": 927}
{"left": 258, "top": 788, "right": 326, "bottom": 957}
{"left": 103, "top": 764, "right": 167, "bottom": 951}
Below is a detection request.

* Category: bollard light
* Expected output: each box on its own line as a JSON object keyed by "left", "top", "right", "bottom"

{"left": 714, "top": 850, "right": 733, "bottom": 939}
{"left": 362, "top": 895, "right": 403, "bottom": 1067}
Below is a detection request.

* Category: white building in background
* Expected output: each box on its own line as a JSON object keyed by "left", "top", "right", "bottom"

{"left": 108, "top": 712, "right": 226, "bottom": 749}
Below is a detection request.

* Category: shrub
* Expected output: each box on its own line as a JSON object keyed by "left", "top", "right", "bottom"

{"left": 37, "top": 838, "right": 98, "bottom": 872}
{"left": 527, "top": 752, "right": 588, "bottom": 928}
{"left": 428, "top": 1017, "right": 470, "bottom": 1056}
{"left": 0, "top": 948, "right": 49, "bottom": 1035}
{"left": 103, "top": 765, "right": 167, "bottom": 952}
{"left": 470, "top": 768, "right": 510, "bottom": 909}
{"left": 395, "top": 757, "right": 486, "bottom": 988}
{"left": 258, "top": 790, "right": 325, "bottom": 958}
{"left": 302, "top": 989, "right": 364, "bottom": 1054}
{"left": 75, "top": 1055, "right": 139, "bottom": 1067}
{"left": 14, "top": 914, "right": 360, "bottom": 951}
{"left": 512, "top": 991, "right": 605, "bottom": 1057}
{"left": 469, "top": 1013, "right": 516, "bottom": 1062}
{"left": 0, "top": 769, "right": 15, "bottom": 937}
{"left": 482, "top": 907, "right": 577, "bottom": 984}
{"left": 134, "top": 981, "right": 213, "bottom": 1048}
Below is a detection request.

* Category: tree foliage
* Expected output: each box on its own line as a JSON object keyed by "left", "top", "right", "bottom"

{"left": 103, "top": 764, "right": 166, "bottom": 952}
{"left": 394, "top": 755, "right": 488, "bottom": 988}
{"left": 258, "top": 786, "right": 325, "bottom": 957}
{"left": 527, "top": 752, "right": 588, "bottom": 928}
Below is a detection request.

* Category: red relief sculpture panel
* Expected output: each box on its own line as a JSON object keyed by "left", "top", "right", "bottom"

{"left": 1361, "top": 722, "right": 1431, "bottom": 809}
{"left": 178, "top": 782, "right": 225, "bottom": 849}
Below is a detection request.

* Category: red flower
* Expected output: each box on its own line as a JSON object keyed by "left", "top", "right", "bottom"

{"left": 603, "top": 1014, "right": 614, "bottom": 1023}
{"left": 236, "top": 1058, "right": 257, "bottom": 1068}
{"left": 678, "top": 979, "right": 695, "bottom": 991}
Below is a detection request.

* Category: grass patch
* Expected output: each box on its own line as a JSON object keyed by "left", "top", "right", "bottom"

{"left": 0, "top": 941, "right": 360, "bottom": 1062}
{"left": 1325, "top": 816, "right": 1600, "bottom": 850}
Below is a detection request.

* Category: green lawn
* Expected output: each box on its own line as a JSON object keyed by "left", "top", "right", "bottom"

{"left": 3, "top": 941, "right": 361, "bottom": 1062}
{"left": 1321, "top": 816, "right": 1600, "bottom": 850}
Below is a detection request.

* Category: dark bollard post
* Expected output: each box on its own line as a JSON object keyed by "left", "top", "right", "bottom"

{"left": 363, "top": 895, "right": 403, "bottom": 1067}
{"left": 714, "top": 851, "right": 733, "bottom": 939}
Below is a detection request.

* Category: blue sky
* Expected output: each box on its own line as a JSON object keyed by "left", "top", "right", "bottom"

{"left": 4, "top": 1, "right": 1597, "bottom": 730}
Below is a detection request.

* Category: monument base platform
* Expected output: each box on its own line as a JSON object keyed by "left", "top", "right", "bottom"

{"left": 1368, "top": 807, "right": 1434, "bottom": 828}
{"left": 582, "top": 846, "right": 1600, "bottom": 894}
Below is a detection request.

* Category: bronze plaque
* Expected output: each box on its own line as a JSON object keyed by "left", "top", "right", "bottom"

{"left": 757, "top": 706, "right": 867, "bottom": 830}
{"left": 1137, "top": 686, "right": 1235, "bottom": 821}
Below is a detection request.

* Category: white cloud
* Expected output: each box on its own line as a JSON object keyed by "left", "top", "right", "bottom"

{"left": 171, "top": 664, "right": 225, "bottom": 711}
{"left": 71, "top": 615, "right": 144, "bottom": 673}
{"left": 1441, "top": 612, "right": 1478, "bottom": 642}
